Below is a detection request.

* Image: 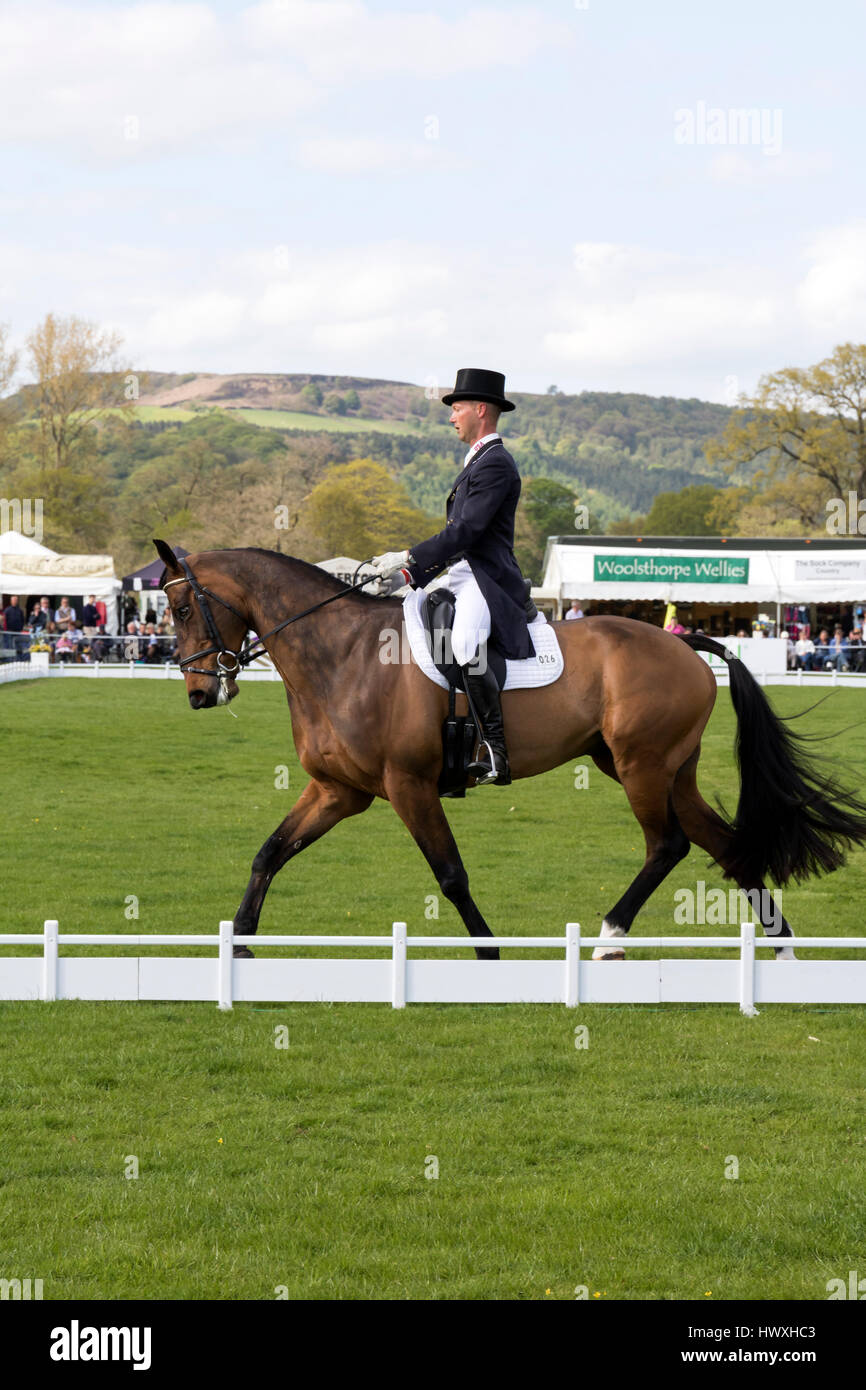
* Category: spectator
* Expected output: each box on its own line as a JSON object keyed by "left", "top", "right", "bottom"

{"left": 826, "top": 625, "right": 849, "bottom": 671}
{"left": 32, "top": 597, "right": 53, "bottom": 630}
{"left": 54, "top": 630, "right": 75, "bottom": 663}
{"left": 847, "top": 628, "right": 865, "bottom": 673}
{"left": 3, "top": 594, "right": 24, "bottom": 632}
{"left": 123, "top": 621, "right": 141, "bottom": 661}
{"left": 794, "top": 634, "right": 815, "bottom": 670}
{"left": 809, "top": 629, "right": 831, "bottom": 671}
{"left": 81, "top": 594, "right": 101, "bottom": 637}
{"left": 143, "top": 623, "right": 161, "bottom": 663}
{"left": 3, "top": 594, "right": 26, "bottom": 657}
{"left": 55, "top": 596, "right": 76, "bottom": 631}
{"left": 565, "top": 601, "right": 584, "bottom": 621}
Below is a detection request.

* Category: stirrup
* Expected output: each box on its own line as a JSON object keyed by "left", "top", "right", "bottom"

{"left": 467, "top": 740, "right": 511, "bottom": 786}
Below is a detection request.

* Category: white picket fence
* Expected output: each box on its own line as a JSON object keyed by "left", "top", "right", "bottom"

{"left": 2, "top": 922, "right": 866, "bottom": 1015}
{"left": 3, "top": 660, "right": 866, "bottom": 688}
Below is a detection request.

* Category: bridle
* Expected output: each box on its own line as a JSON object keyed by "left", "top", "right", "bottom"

{"left": 163, "top": 556, "right": 378, "bottom": 684}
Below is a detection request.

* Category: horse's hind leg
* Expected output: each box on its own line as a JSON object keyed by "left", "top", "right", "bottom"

{"left": 672, "top": 752, "right": 796, "bottom": 960}
{"left": 233, "top": 778, "right": 372, "bottom": 957}
{"left": 385, "top": 771, "right": 499, "bottom": 961}
{"left": 592, "top": 757, "right": 691, "bottom": 959}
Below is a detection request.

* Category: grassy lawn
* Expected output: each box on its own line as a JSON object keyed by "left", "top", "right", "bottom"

{"left": 101, "top": 404, "right": 440, "bottom": 435}
{"left": 1, "top": 678, "right": 865, "bottom": 1299}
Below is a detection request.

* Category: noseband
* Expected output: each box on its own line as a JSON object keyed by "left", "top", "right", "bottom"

{"left": 164, "top": 557, "right": 376, "bottom": 683}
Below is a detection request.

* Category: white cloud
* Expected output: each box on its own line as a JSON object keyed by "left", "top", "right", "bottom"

{"left": 0, "top": 0, "right": 566, "bottom": 160}
{"left": 709, "top": 150, "right": 834, "bottom": 184}
{"left": 241, "top": 0, "right": 567, "bottom": 80}
{"left": 797, "top": 221, "right": 866, "bottom": 333}
{"left": 297, "top": 136, "right": 442, "bottom": 174}
{"left": 547, "top": 242, "right": 780, "bottom": 371}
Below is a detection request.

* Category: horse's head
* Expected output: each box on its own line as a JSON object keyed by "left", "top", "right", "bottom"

{"left": 154, "top": 539, "right": 246, "bottom": 710}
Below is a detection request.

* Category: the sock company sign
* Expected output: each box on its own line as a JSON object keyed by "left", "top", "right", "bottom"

{"left": 593, "top": 554, "right": 749, "bottom": 584}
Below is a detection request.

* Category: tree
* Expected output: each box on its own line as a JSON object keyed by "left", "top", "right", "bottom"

{"left": 610, "top": 484, "right": 725, "bottom": 536}
{"left": 706, "top": 343, "right": 866, "bottom": 511}
{"left": 343, "top": 389, "right": 361, "bottom": 412}
{"left": 300, "top": 382, "right": 322, "bottom": 408}
{"left": 25, "top": 312, "right": 130, "bottom": 472}
{"left": 303, "top": 458, "right": 436, "bottom": 557}
{"left": 323, "top": 392, "right": 347, "bottom": 416}
{"left": 514, "top": 477, "right": 600, "bottom": 581}
{"left": 0, "top": 322, "right": 19, "bottom": 465}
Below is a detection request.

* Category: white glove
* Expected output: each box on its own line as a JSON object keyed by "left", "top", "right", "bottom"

{"left": 371, "top": 549, "right": 410, "bottom": 579}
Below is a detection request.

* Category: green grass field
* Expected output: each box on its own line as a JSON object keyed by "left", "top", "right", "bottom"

{"left": 1, "top": 678, "right": 865, "bottom": 1300}
{"left": 109, "top": 404, "right": 434, "bottom": 435}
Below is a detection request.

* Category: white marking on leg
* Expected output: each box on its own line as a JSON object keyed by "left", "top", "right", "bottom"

{"left": 592, "top": 919, "right": 626, "bottom": 961}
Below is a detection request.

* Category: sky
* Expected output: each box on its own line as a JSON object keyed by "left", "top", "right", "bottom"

{"left": 0, "top": 0, "right": 864, "bottom": 403}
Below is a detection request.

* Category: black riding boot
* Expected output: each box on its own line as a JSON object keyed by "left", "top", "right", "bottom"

{"left": 462, "top": 662, "right": 511, "bottom": 786}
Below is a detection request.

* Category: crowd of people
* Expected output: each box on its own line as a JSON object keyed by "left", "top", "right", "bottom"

{"left": 0, "top": 594, "right": 177, "bottom": 664}
{"left": 784, "top": 626, "right": 866, "bottom": 672}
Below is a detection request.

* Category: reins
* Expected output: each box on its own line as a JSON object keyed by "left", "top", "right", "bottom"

{"left": 164, "top": 557, "right": 379, "bottom": 681}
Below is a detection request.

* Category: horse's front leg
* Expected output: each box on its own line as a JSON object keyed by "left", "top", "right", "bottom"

{"left": 233, "top": 778, "right": 372, "bottom": 957}
{"left": 385, "top": 769, "right": 499, "bottom": 961}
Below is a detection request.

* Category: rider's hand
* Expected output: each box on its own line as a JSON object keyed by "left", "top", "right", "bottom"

{"left": 371, "top": 549, "right": 410, "bottom": 579}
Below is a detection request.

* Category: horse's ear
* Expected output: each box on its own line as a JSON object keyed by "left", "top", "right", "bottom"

{"left": 153, "top": 539, "right": 182, "bottom": 575}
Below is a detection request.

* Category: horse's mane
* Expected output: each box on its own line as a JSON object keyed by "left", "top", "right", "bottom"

{"left": 237, "top": 547, "right": 402, "bottom": 606}
{"left": 158, "top": 547, "right": 403, "bottom": 607}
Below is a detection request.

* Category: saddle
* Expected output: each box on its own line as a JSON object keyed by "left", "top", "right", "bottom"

{"left": 420, "top": 582, "right": 538, "bottom": 798}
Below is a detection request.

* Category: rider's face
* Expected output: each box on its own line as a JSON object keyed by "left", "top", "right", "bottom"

{"left": 449, "top": 400, "right": 483, "bottom": 442}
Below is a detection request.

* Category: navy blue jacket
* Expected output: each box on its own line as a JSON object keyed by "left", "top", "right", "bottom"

{"left": 406, "top": 438, "right": 533, "bottom": 660}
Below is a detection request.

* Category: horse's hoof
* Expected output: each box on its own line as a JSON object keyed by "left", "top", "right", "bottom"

{"left": 233, "top": 945, "right": 254, "bottom": 959}
{"left": 592, "top": 948, "right": 626, "bottom": 961}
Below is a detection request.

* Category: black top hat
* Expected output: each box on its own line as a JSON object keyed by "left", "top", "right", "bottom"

{"left": 441, "top": 367, "right": 515, "bottom": 412}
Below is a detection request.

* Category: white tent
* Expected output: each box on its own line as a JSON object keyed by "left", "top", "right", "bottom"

{"left": 1, "top": 530, "right": 122, "bottom": 631}
{"left": 538, "top": 537, "right": 866, "bottom": 607}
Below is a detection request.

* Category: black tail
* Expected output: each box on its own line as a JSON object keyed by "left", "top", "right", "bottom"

{"left": 681, "top": 634, "right": 866, "bottom": 883}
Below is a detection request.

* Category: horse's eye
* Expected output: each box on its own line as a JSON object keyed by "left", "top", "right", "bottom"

{"left": 177, "top": 605, "right": 191, "bottom": 621}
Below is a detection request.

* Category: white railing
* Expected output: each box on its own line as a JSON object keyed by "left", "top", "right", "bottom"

{"left": 2, "top": 922, "right": 866, "bottom": 1015}
{"left": 3, "top": 661, "right": 864, "bottom": 688}
{"left": 0, "top": 660, "right": 50, "bottom": 685}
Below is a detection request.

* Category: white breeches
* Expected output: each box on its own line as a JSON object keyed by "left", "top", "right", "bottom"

{"left": 443, "top": 560, "right": 491, "bottom": 666}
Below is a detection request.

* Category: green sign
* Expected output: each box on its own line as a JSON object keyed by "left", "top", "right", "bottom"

{"left": 593, "top": 554, "right": 749, "bottom": 584}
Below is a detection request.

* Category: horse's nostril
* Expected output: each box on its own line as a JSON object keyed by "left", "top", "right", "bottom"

{"left": 189, "top": 690, "right": 207, "bottom": 710}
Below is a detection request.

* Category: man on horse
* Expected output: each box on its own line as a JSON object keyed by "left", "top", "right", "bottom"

{"left": 371, "top": 367, "right": 531, "bottom": 787}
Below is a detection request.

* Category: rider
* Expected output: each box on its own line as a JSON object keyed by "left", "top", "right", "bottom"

{"left": 371, "top": 367, "right": 532, "bottom": 786}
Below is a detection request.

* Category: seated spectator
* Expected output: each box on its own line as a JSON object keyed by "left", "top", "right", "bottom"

{"left": 847, "top": 628, "right": 865, "bottom": 673}
{"left": 826, "top": 625, "right": 849, "bottom": 671}
{"left": 794, "top": 634, "right": 815, "bottom": 670}
{"left": 143, "top": 623, "right": 162, "bottom": 663}
{"left": 55, "top": 596, "right": 76, "bottom": 631}
{"left": 54, "top": 631, "right": 75, "bottom": 662}
{"left": 565, "top": 601, "right": 584, "bottom": 621}
{"left": 807, "top": 629, "right": 831, "bottom": 670}
{"left": 123, "top": 621, "right": 142, "bottom": 661}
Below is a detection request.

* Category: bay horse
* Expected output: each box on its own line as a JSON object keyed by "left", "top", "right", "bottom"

{"left": 154, "top": 540, "right": 866, "bottom": 962}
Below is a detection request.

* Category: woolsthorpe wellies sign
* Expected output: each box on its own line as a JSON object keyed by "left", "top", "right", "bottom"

{"left": 593, "top": 555, "right": 750, "bottom": 583}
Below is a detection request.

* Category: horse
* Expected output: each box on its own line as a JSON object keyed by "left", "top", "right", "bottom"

{"left": 153, "top": 539, "right": 866, "bottom": 962}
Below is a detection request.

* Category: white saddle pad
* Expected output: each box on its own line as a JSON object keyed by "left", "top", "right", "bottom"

{"left": 403, "top": 588, "right": 564, "bottom": 691}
